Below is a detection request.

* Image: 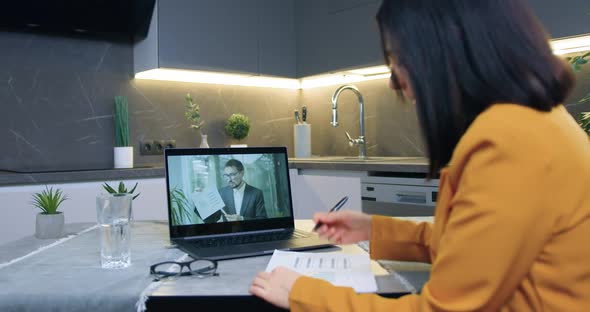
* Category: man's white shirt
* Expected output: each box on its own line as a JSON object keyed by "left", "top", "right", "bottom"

{"left": 233, "top": 182, "right": 246, "bottom": 215}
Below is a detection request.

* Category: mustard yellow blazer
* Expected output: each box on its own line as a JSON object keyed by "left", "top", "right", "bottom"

{"left": 290, "top": 104, "right": 590, "bottom": 311}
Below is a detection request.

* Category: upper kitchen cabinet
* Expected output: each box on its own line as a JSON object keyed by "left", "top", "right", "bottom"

{"left": 529, "top": 0, "right": 590, "bottom": 39}
{"left": 135, "top": 0, "right": 296, "bottom": 77}
{"left": 295, "top": 0, "right": 383, "bottom": 77}
{"left": 257, "top": 0, "right": 296, "bottom": 77}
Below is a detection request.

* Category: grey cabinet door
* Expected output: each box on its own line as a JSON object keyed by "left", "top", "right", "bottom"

{"left": 158, "top": 0, "right": 259, "bottom": 74}
{"left": 258, "top": 0, "right": 297, "bottom": 77}
{"left": 529, "top": 0, "right": 590, "bottom": 38}
{"left": 296, "top": 0, "right": 383, "bottom": 77}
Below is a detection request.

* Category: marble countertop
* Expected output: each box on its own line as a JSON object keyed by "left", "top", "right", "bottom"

{"left": 0, "top": 157, "right": 429, "bottom": 186}
{"left": 0, "top": 166, "right": 165, "bottom": 186}
{"left": 288, "top": 156, "right": 429, "bottom": 173}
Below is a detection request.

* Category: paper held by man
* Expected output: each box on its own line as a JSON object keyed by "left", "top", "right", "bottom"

{"left": 191, "top": 185, "right": 225, "bottom": 220}
{"left": 265, "top": 250, "right": 378, "bottom": 293}
{"left": 191, "top": 186, "right": 246, "bottom": 222}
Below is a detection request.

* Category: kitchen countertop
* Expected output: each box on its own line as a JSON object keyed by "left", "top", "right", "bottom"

{"left": 0, "top": 166, "right": 165, "bottom": 187}
{"left": 288, "top": 156, "right": 429, "bottom": 174}
{"left": 0, "top": 157, "right": 429, "bottom": 187}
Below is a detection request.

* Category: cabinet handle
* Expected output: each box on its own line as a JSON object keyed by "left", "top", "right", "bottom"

{"left": 396, "top": 192, "right": 426, "bottom": 204}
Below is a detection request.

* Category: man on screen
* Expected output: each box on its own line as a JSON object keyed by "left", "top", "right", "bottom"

{"left": 218, "top": 159, "right": 267, "bottom": 221}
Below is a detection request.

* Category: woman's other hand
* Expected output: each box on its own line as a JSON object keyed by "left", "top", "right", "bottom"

{"left": 249, "top": 267, "right": 302, "bottom": 309}
{"left": 313, "top": 210, "right": 372, "bottom": 244}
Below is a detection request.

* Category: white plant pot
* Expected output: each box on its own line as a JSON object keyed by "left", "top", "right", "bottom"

{"left": 114, "top": 146, "right": 134, "bottom": 169}
{"left": 35, "top": 212, "right": 64, "bottom": 239}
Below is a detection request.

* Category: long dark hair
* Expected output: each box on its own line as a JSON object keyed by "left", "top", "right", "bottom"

{"left": 376, "top": 0, "right": 574, "bottom": 177}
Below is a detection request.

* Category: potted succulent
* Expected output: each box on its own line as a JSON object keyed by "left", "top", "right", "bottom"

{"left": 224, "top": 113, "right": 251, "bottom": 147}
{"left": 114, "top": 96, "right": 134, "bottom": 168}
{"left": 185, "top": 93, "right": 208, "bottom": 147}
{"left": 102, "top": 181, "right": 141, "bottom": 200}
{"left": 32, "top": 186, "right": 69, "bottom": 239}
{"left": 102, "top": 181, "right": 140, "bottom": 222}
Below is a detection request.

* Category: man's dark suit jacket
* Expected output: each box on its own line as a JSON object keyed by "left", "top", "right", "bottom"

{"left": 219, "top": 183, "right": 267, "bottom": 219}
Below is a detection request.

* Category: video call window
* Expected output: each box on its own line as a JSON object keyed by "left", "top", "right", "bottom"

{"left": 167, "top": 153, "right": 292, "bottom": 226}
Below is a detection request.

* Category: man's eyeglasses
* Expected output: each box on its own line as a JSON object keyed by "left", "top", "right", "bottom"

{"left": 149, "top": 258, "right": 219, "bottom": 281}
{"left": 222, "top": 172, "right": 240, "bottom": 179}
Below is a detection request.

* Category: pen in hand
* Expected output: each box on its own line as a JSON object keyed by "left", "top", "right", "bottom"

{"left": 312, "top": 196, "right": 349, "bottom": 232}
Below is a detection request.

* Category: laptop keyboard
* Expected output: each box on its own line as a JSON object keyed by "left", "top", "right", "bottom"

{"left": 188, "top": 230, "right": 310, "bottom": 248}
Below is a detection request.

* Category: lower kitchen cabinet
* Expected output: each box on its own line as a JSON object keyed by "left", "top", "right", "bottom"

{"left": 289, "top": 169, "right": 364, "bottom": 219}
{"left": 0, "top": 178, "right": 168, "bottom": 245}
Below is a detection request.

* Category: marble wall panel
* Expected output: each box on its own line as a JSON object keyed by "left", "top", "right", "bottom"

{"left": 0, "top": 31, "right": 588, "bottom": 172}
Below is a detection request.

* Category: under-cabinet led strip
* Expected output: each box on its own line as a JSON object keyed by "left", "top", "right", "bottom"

{"left": 135, "top": 35, "right": 590, "bottom": 89}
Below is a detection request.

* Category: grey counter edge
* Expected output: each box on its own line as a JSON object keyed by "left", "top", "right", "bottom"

{"left": 0, "top": 167, "right": 166, "bottom": 187}
{"left": 0, "top": 158, "right": 430, "bottom": 186}
{"left": 288, "top": 158, "right": 430, "bottom": 174}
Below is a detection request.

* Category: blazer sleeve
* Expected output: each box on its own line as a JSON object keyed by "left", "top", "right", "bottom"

{"left": 289, "top": 134, "right": 555, "bottom": 311}
{"left": 370, "top": 215, "right": 433, "bottom": 263}
{"left": 252, "top": 188, "right": 267, "bottom": 218}
{"left": 219, "top": 187, "right": 235, "bottom": 214}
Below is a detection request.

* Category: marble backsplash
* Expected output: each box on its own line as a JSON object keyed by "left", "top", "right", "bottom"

{"left": 0, "top": 31, "right": 588, "bottom": 172}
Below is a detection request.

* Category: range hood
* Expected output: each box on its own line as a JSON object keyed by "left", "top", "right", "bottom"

{"left": 0, "top": 0, "right": 156, "bottom": 41}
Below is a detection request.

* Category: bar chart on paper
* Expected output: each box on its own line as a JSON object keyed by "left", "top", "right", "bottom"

{"left": 265, "top": 250, "right": 377, "bottom": 293}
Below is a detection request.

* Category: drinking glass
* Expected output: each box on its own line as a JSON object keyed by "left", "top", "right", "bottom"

{"left": 96, "top": 193, "right": 132, "bottom": 269}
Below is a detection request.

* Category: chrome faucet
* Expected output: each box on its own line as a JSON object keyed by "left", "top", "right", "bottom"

{"left": 331, "top": 84, "right": 366, "bottom": 159}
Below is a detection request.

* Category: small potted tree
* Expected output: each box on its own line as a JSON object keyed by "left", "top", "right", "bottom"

{"left": 224, "top": 113, "right": 251, "bottom": 147}
{"left": 114, "top": 96, "right": 133, "bottom": 168}
{"left": 185, "top": 93, "right": 208, "bottom": 147}
{"left": 32, "top": 186, "right": 69, "bottom": 239}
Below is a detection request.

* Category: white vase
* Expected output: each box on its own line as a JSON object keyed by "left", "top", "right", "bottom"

{"left": 200, "top": 134, "right": 210, "bottom": 148}
{"left": 114, "top": 146, "right": 134, "bottom": 168}
{"left": 35, "top": 212, "right": 64, "bottom": 239}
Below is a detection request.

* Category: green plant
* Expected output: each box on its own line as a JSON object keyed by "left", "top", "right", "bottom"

{"left": 102, "top": 181, "right": 140, "bottom": 200}
{"left": 185, "top": 93, "right": 205, "bottom": 131}
{"left": 579, "top": 112, "right": 590, "bottom": 134}
{"left": 567, "top": 52, "right": 590, "bottom": 73}
{"left": 566, "top": 51, "right": 590, "bottom": 135}
{"left": 31, "top": 186, "right": 68, "bottom": 214}
{"left": 224, "top": 113, "right": 251, "bottom": 140}
{"left": 114, "top": 96, "right": 130, "bottom": 147}
{"left": 169, "top": 187, "right": 201, "bottom": 225}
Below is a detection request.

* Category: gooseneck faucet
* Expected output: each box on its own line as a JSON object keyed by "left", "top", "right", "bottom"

{"left": 331, "top": 84, "right": 366, "bottom": 159}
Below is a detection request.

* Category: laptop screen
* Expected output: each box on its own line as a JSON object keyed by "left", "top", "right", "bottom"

{"left": 165, "top": 147, "right": 295, "bottom": 239}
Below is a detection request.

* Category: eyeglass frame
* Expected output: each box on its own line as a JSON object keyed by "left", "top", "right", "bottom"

{"left": 222, "top": 171, "right": 241, "bottom": 179}
{"left": 149, "top": 258, "right": 219, "bottom": 281}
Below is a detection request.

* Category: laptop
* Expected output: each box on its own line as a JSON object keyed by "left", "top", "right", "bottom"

{"left": 164, "top": 146, "right": 333, "bottom": 260}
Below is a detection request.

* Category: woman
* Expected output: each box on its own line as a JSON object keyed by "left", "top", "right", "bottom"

{"left": 250, "top": 0, "right": 590, "bottom": 311}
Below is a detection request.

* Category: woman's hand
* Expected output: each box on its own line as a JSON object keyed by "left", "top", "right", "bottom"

{"left": 249, "top": 267, "right": 302, "bottom": 309}
{"left": 313, "top": 210, "right": 372, "bottom": 244}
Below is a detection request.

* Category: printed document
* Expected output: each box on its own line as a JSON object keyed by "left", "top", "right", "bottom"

{"left": 265, "top": 250, "right": 377, "bottom": 293}
{"left": 191, "top": 186, "right": 225, "bottom": 220}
